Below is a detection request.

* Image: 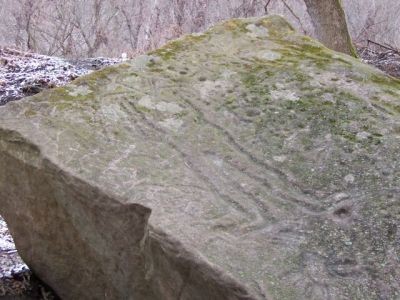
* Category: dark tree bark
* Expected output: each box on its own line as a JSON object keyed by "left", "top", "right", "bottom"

{"left": 304, "top": 0, "right": 358, "bottom": 57}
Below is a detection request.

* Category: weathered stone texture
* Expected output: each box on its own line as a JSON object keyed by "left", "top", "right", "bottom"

{"left": 0, "top": 16, "right": 399, "bottom": 299}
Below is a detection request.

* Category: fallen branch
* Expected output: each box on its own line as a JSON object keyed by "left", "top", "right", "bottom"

{"left": 367, "top": 39, "right": 400, "bottom": 55}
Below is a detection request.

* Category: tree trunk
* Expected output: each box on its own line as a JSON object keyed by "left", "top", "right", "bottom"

{"left": 304, "top": 0, "right": 358, "bottom": 57}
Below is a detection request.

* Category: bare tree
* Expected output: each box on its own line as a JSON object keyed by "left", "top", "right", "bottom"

{"left": 1, "top": 0, "right": 399, "bottom": 58}
{"left": 303, "top": 0, "right": 357, "bottom": 57}
{"left": 116, "top": 0, "right": 144, "bottom": 51}
{"left": 11, "top": 0, "right": 45, "bottom": 51}
{"left": 71, "top": 0, "right": 119, "bottom": 57}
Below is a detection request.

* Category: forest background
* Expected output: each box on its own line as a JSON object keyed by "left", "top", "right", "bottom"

{"left": 0, "top": 0, "right": 399, "bottom": 58}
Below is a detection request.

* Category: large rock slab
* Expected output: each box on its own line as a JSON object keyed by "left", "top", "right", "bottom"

{"left": 0, "top": 16, "right": 399, "bottom": 299}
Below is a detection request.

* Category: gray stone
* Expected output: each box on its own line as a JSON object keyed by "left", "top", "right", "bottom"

{"left": 0, "top": 16, "right": 399, "bottom": 299}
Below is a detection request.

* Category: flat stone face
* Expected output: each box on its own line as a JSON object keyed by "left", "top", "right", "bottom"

{"left": 0, "top": 16, "right": 399, "bottom": 299}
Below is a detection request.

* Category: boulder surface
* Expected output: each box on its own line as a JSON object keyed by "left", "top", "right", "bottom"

{"left": 0, "top": 16, "right": 399, "bottom": 299}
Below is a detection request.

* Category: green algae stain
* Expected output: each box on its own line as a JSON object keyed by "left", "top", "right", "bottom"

{"left": 150, "top": 34, "right": 207, "bottom": 61}
{"left": 73, "top": 64, "right": 127, "bottom": 87}
{"left": 369, "top": 74, "right": 400, "bottom": 95}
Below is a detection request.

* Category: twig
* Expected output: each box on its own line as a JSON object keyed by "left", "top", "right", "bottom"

{"left": 367, "top": 39, "right": 400, "bottom": 55}
{"left": 280, "top": 0, "right": 307, "bottom": 34}
{"left": 264, "top": 0, "right": 272, "bottom": 13}
{"left": 0, "top": 249, "right": 17, "bottom": 254}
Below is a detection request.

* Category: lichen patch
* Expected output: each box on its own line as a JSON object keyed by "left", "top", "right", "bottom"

{"left": 246, "top": 23, "right": 269, "bottom": 38}
{"left": 159, "top": 118, "right": 183, "bottom": 131}
{"left": 138, "top": 95, "right": 183, "bottom": 114}
{"left": 68, "top": 85, "right": 93, "bottom": 97}
{"left": 257, "top": 51, "right": 282, "bottom": 61}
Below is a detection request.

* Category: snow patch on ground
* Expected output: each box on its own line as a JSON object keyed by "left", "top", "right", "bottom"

{"left": 0, "top": 216, "right": 31, "bottom": 296}
{"left": 0, "top": 48, "right": 121, "bottom": 105}
{"left": 359, "top": 47, "right": 400, "bottom": 78}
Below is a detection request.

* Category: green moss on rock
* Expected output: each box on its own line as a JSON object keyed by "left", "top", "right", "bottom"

{"left": 0, "top": 15, "right": 399, "bottom": 300}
